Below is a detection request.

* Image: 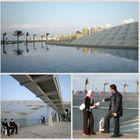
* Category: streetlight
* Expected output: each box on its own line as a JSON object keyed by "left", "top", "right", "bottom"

{"left": 102, "top": 82, "right": 109, "bottom": 96}
{"left": 84, "top": 78, "right": 89, "bottom": 94}
{"left": 26, "top": 32, "right": 30, "bottom": 43}
{"left": 120, "top": 83, "right": 129, "bottom": 94}
{"left": 2, "top": 32, "right": 7, "bottom": 44}
{"left": 46, "top": 33, "right": 50, "bottom": 44}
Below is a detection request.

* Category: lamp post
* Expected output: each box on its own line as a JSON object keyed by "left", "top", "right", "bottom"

{"left": 102, "top": 82, "right": 109, "bottom": 96}
{"left": 2, "top": 32, "right": 7, "bottom": 44}
{"left": 46, "top": 33, "right": 50, "bottom": 44}
{"left": 26, "top": 32, "right": 29, "bottom": 43}
{"left": 120, "top": 83, "right": 128, "bottom": 94}
{"left": 84, "top": 78, "right": 89, "bottom": 94}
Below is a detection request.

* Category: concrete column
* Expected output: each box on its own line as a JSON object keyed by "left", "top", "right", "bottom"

{"left": 59, "top": 115, "right": 62, "bottom": 122}
{"left": 56, "top": 112, "right": 59, "bottom": 123}
{"left": 47, "top": 105, "right": 53, "bottom": 126}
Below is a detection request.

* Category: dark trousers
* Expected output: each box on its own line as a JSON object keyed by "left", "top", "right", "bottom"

{"left": 14, "top": 124, "right": 18, "bottom": 133}
{"left": 5, "top": 126, "right": 14, "bottom": 135}
{"left": 6, "top": 126, "right": 10, "bottom": 135}
{"left": 104, "top": 112, "right": 120, "bottom": 135}
{"left": 43, "top": 120, "right": 45, "bottom": 125}
{"left": 11, "top": 125, "right": 18, "bottom": 134}
{"left": 83, "top": 110, "right": 94, "bottom": 135}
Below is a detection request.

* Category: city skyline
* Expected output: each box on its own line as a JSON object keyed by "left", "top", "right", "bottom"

{"left": 2, "top": 2, "right": 138, "bottom": 39}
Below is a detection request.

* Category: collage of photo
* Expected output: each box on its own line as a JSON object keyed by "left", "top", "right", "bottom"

{"left": 1, "top": 0, "right": 139, "bottom": 139}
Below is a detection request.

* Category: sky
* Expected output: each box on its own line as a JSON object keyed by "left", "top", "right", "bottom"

{"left": 73, "top": 74, "right": 138, "bottom": 93}
{"left": 1, "top": 75, "right": 71, "bottom": 102}
{"left": 1, "top": 2, "right": 138, "bottom": 38}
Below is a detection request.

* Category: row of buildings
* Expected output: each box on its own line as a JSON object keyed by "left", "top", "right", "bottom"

{"left": 12, "top": 21, "right": 133, "bottom": 42}
{"left": 32, "top": 24, "right": 112, "bottom": 42}
{"left": 47, "top": 24, "right": 112, "bottom": 41}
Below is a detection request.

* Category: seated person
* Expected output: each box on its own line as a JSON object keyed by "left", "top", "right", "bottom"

{"left": 10, "top": 118, "right": 18, "bottom": 134}
{"left": 2, "top": 119, "right": 10, "bottom": 136}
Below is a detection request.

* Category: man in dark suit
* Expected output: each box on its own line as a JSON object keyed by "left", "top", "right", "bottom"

{"left": 102, "top": 84, "right": 123, "bottom": 137}
{"left": 43, "top": 116, "right": 45, "bottom": 125}
{"left": 2, "top": 119, "right": 10, "bottom": 136}
{"left": 10, "top": 118, "right": 18, "bottom": 134}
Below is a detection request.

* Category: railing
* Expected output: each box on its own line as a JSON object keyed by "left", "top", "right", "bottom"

{"left": 73, "top": 105, "right": 138, "bottom": 133}
{"left": 73, "top": 106, "right": 138, "bottom": 110}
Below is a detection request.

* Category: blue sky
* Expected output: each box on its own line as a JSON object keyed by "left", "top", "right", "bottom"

{"left": 73, "top": 74, "right": 138, "bottom": 93}
{"left": 1, "top": 2, "right": 138, "bottom": 37}
{"left": 1, "top": 75, "right": 71, "bottom": 102}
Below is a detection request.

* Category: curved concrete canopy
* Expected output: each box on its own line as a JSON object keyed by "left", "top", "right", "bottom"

{"left": 11, "top": 75, "right": 65, "bottom": 114}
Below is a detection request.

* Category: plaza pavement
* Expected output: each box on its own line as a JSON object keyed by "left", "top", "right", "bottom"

{"left": 1, "top": 122, "right": 71, "bottom": 138}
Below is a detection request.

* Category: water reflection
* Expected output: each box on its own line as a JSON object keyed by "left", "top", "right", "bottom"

{"left": 25, "top": 42, "right": 29, "bottom": 53}
{"left": 45, "top": 43, "right": 49, "bottom": 51}
{"left": 41, "top": 41, "right": 44, "bottom": 48}
{"left": 33, "top": 42, "right": 36, "bottom": 50}
{"left": 2, "top": 42, "right": 7, "bottom": 54}
{"left": 13, "top": 42, "right": 24, "bottom": 56}
{"left": 76, "top": 47, "right": 138, "bottom": 61}
{"left": 41, "top": 41, "right": 46, "bottom": 49}
{"left": 2, "top": 43, "right": 137, "bottom": 61}
{"left": 1, "top": 43, "right": 138, "bottom": 73}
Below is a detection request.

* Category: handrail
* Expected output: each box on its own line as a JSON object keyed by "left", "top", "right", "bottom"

{"left": 73, "top": 106, "right": 138, "bottom": 110}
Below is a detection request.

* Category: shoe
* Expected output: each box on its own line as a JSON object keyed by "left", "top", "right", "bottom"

{"left": 119, "top": 134, "right": 123, "bottom": 137}
{"left": 101, "top": 131, "right": 109, "bottom": 134}
{"left": 111, "top": 134, "right": 123, "bottom": 137}
{"left": 91, "top": 132, "right": 96, "bottom": 135}
{"left": 15, "top": 132, "right": 18, "bottom": 134}
{"left": 83, "top": 133, "right": 89, "bottom": 136}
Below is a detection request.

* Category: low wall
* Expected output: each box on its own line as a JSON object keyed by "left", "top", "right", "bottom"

{"left": 46, "top": 41, "right": 138, "bottom": 50}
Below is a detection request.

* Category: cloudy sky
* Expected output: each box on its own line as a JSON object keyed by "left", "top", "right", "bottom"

{"left": 1, "top": 2, "right": 138, "bottom": 38}
{"left": 73, "top": 74, "right": 138, "bottom": 93}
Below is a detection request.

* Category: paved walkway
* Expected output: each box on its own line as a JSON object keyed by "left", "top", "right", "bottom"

{"left": 1, "top": 122, "right": 71, "bottom": 138}
{"left": 73, "top": 131, "right": 138, "bottom": 138}
{"left": 73, "top": 116, "right": 138, "bottom": 138}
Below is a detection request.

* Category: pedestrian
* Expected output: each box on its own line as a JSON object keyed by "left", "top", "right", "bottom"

{"left": 10, "top": 118, "right": 18, "bottom": 134}
{"left": 43, "top": 116, "right": 45, "bottom": 125}
{"left": 83, "top": 90, "right": 96, "bottom": 136}
{"left": 102, "top": 84, "right": 123, "bottom": 137}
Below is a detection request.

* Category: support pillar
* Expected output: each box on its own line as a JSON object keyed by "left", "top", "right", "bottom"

{"left": 60, "top": 114, "right": 62, "bottom": 122}
{"left": 47, "top": 105, "right": 53, "bottom": 126}
{"left": 56, "top": 112, "right": 59, "bottom": 122}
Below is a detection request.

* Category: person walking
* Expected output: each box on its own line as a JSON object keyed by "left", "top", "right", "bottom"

{"left": 40, "top": 116, "right": 43, "bottom": 125}
{"left": 43, "top": 116, "right": 45, "bottom": 125}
